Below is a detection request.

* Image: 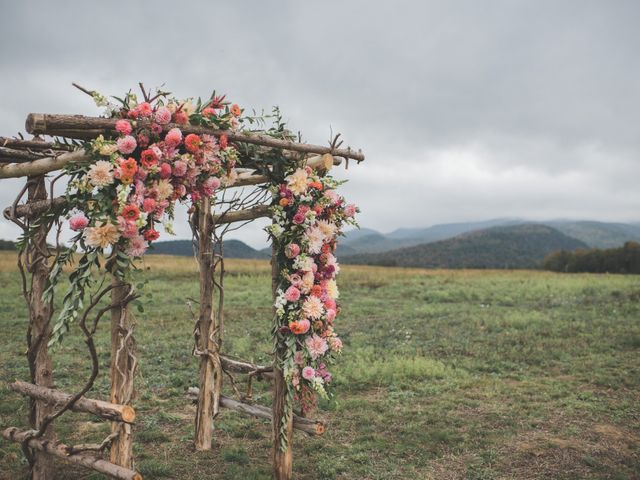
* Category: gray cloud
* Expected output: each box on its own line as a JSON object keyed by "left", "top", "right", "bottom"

{"left": 1, "top": 0, "right": 639, "bottom": 248}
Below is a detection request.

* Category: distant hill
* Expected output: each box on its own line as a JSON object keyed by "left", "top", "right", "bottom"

{"left": 0, "top": 239, "right": 16, "bottom": 250}
{"left": 342, "top": 224, "right": 588, "bottom": 269}
{"left": 546, "top": 221, "right": 640, "bottom": 248}
{"left": 149, "top": 239, "right": 268, "bottom": 259}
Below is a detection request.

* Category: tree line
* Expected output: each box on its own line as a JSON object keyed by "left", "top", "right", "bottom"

{"left": 543, "top": 241, "right": 640, "bottom": 273}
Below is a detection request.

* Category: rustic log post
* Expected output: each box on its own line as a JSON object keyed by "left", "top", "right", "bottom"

{"left": 193, "top": 197, "right": 221, "bottom": 450}
{"left": 272, "top": 245, "right": 294, "bottom": 479}
{"left": 24, "top": 171, "right": 55, "bottom": 480}
{"left": 109, "top": 275, "right": 137, "bottom": 470}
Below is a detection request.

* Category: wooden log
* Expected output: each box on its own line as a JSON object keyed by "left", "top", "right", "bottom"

{"left": 9, "top": 380, "right": 136, "bottom": 424}
{"left": 109, "top": 276, "right": 136, "bottom": 469}
{"left": 25, "top": 169, "right": 56, "bottom": 480}
{"left": 0, "top": 149, "right": 89, "bottom": 179}
{"left": 25, "top": 113, "right": 365, "bottom": 162}
{"left": 4, "top": 196, "right": 68, "bottom": 220}
{"left": 186, "top": 389, "right": 325, "bottom": 436}
{"left": 2, "top": 427, "right": 142, "bottom": 480}
{"left": 0, "top": 136, "right": 72, "bottom": 151}
{"left": 0, "top": 146, "right": 48, "bottom": 163}
{"left": 193, "top": 197, "right": 219, "bottom": 451}
{"left": 212, "top": 205, "right": 271, "bottom": 225}
{"left": 271, "top": 239, "right": 294, "bottom": 479}
{"left": 219, "top": 355, "right": 274, "bottom": 380}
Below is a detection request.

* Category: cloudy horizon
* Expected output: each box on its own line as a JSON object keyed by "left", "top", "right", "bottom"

{"left": 1, "top": 0, "right": 638, "bottom": 249}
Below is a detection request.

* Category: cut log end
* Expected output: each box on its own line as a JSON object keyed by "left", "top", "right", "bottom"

{"left": 121, "top": 406, "right": 136, "bottom": 424}
{"left": 315, "top": 422, "right": 326, "bottom": 435}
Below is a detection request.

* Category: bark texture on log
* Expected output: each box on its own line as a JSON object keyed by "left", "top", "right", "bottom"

{"left": 212, "top": 205, "right": 271, "bottom": 226}
{"left": 0, "top": 150, "right": 89, "bottom": 178}
{"left": 2, "top": 427, "right": 142, "bottom": 480}
{"left": 186, "top": 389, "right": 325, "bottom": 436}
{"left": 25, "top": 113, "right": 365, "bottom": 161}
{"left": 193, "top": 197, "right": 220, "bottom": 451}
{"left": 26, "top": 173, "right": 55, "bottom": 480}
{"left": 4, "top": 196, "right": 67, "bottom": 220}
{"left": 10, "top": 380, "right": 136, "bottom": 424}
{"left": 109, "top": 277, "right": 137, "bottom": 470}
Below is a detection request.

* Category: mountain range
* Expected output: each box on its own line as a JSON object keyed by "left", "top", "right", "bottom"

{"left": 146, "top": 218, "right": 640, "bottom": 269}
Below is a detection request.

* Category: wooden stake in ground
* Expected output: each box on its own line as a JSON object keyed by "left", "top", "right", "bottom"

{"left": 109, "top": 275, "right": 137, "bottom": 469}
{"left": 271, "top": 244, "right": 294, "bottom": 480}
{"left": 24, "top": 172, "right": 55, "bottom": 480}
{"left": 193, "top": 196, "right": 221, "bottom": 450}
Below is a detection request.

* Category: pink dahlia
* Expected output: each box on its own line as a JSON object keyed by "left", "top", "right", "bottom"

{"left": 165, "top": 128, "right": 183, "bottom": 147}
{"left": 115, "top": 120, "right": 132, "bottom": 135}
{"left": 344, "top": 204, "right": 357, "bottom": 217}
{"left": 172, "top": 160, "right": 187, "bottom": 177}
{"left": 305, "top": 335, "right": 329, "bottom": 360}
{"left": 302, "top": 366, "right": 315, "bottom": 381}
{"left": 328, "top": 336, "right": 343, "bottom": 352}
{"left": 159, "top": 163, "right": 172, "bottom": 179}
{"left": 293, "top": 213, "right": 305, "bottom": 225}
{"left": 284, "top": 286, "right": 301, "bottom": 302}
{"left": 142, "top": 198, "right": 157, "bottom": 213}
{"left": 202, "top": 177, "right": 221, "bottom": 196}
{"left": 154, "top": 107, "right": 172, "bottom": 125}
{"left": 285, "top": 243, "right": 300, "bottom": 259}
{"left": 69, "top": 212, "right": 89, "bottom": 231}
{"left": 125, "top": 235, "right": 148, "bottom": 257}
{"left": 117, "top": 135, "right": 137, "bottom": 154}
{"left": 117, "top": 216, "right": 138, "bottom": 238}
{"left": 137, "top": 102, "right": 153, "bottom": 118}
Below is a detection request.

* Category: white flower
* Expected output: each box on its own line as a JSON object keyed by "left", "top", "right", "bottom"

{"left": 285, "top": 168, "right": 309, "bottom": 196}
{"left": 317, "top": 219, "right": 337, "bottom": 240}
{"left": 305, "top": 226, "right": 324, "bottom": 254}
{"left": 326, "top": 279, "right": 339, "bottom": 299}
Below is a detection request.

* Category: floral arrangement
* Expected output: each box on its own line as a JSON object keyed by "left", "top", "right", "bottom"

{"left": 49, "top": 89, "right": 246, "bottom": 344}
{"left": 269, "top": 164, "right": 358, "bottom": 440}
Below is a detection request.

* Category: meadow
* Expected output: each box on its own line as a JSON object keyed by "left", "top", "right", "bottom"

{"left": 0, "top": 251, "right": 638, "bottom": 479}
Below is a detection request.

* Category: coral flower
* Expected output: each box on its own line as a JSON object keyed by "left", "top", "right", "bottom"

{"left": 173, "top": 110, "right": 189, "bottom": 125}
{"left": 85, "top": 222, "right": 120, "bottom": 249}
{"left": 289, "top": 319, "right": 310, "bottom": 335}
{"left": 218, "top": 134, "right": 228, "bottom": 149}
{"left": 184, "top": 133, "right": 202, "bottom": 153}
{"left": 137, "top": 102, "right": 153, "bottom": 118}
{"left": 230, "top": 104, "right": 241, "bottom": 117}
{"left": 140, "top": 149, "right": 158, "bottom": 168}
{"left": 121, "top": 204, "right": 140, "bottom": 221}
{"left": 202, "top": 107, "right": 216, "bottom": 117}
{"left": 120, "top": 157, "right": 138, "bottom": 177}
{"left": 285, "top": 243, "right": 300, "bottom": 259}
{"left": 142, "top": 198, "right": 156, "bottom": 213}
{"left": 143, "top": 229, "right": 160, "bottom": 242}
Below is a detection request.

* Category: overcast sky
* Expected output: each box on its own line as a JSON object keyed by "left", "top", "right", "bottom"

{"left": 1, "top": 1, "right": 638, "bottom": 248}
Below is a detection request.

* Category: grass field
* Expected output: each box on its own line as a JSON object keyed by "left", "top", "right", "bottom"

{"left": 0, "top": 251, "right": 638, "bottom": 479}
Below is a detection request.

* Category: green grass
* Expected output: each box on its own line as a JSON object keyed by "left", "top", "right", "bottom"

{"left": 0, "top": 253, "right": 639, "bottom": 479}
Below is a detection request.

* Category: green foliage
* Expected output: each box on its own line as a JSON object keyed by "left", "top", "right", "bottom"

{"left": 544, "top": 241, "right": 640, "bottom": 273}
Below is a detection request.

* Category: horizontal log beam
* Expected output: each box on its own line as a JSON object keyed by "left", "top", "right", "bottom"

{"left": 212, "top": 205, "right": 270, "bottom": 225}
{"left": 10, "top": 380, "right": 135, "bottom": 424}
{"left": 0, "top": 137, "right": 73, "bottom": 151}
{"left": 220, "top": 355, "right": 274, "bottom": 380}
{"left": 2, "top": 427, "right": 142, "bottom": 480}
{"left": 0, "top": 146, "right": 49, "bottom": 163}
{"left": 0, "top": 149, "right": 89, "bottom": 179}
{"left": 25, "top": 113, "right": 365, "bottom": 162}
{"left": 4, "top": 197, "right": 67, "bottom": 220}
{"left": 186, "top": 389, "right": 325, "bottom": 436}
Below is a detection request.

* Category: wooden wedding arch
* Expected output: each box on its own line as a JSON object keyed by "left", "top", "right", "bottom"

{"left": 0, "top": 92, "right": 364, "bottom": 480}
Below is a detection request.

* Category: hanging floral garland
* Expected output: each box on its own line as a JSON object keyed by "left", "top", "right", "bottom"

{"left": 48, "top": 89, "right": 246, "bottom": 344}
{"left": 269, "top": 164, "right": 358, "bottom": 446}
